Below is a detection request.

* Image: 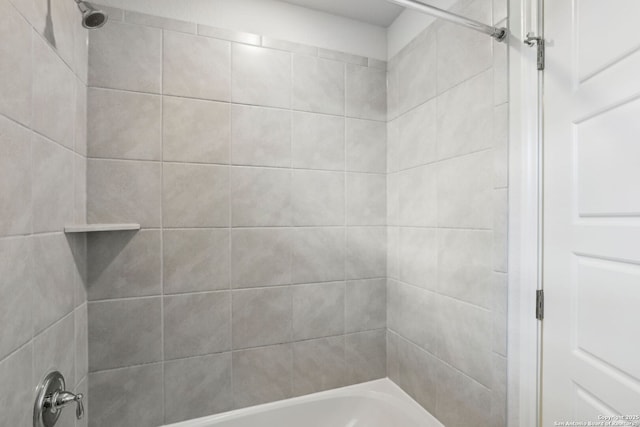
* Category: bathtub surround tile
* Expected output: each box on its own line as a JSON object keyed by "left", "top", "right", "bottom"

{"left": 75, "top": 81, "right": 88, "bottom": 156}
{"left": 494, "top": 38, "right": 508, "bottom": 106}
{"left": 318, "top": 48, "right": 368, "bottom": 66}
{"left": 163, "top": 229, "right": 230, "bottom": 294}
{"left": 0, "top": 237, "right": 32, "bottom": 360}
{"left": 32, "top": 33, "right": 75, "bottom": 148}
{"left": 398, "top": 164, "right": 437, "bottom": 227}
{"left": 394, "top": 30, "right": 437, "bottom": 115}
{"left": 164, "top": 353, "right": 233, "bottom": 424}
{"left": 437, "top": 0, "right": 492, "bottom": 93}
{"left": 491, "top": 353, "right": 508, "bottom": 427}
{"left": 232, "top": 287, "right": 292, "bottom": 349}
{"left": 435, "top": 362, "right": 491, "bottom": 427}
{"left": 87, "top": 230, "right": 161, "bottom": 300}
{"left": 292, "top": 170, "right": 344, "bottom": 226}
{"left": 164, "top": 292, "right": 231, "bottom": 359}
{"left": 494, "top": 103, "right": 509, "bottom": 188}
{"left": 292, "top": 282, "right": 345, "bottom": 340}
{"left": 232, "top": 344, "right": 293, "bottom": 408}
{"left": 0, "top": 116, "right": 31, "bottom": 236}
{"left": 398, "top": 228, "right": 438, "bottom": 290}
{"left": 0, "top": 0, "right": 32, "bottom": 126}
{"left": 34, "top": 313, "right": 75, "bottom": 388}
{"left": 292, "top": 54, "right": 345, "bottom": 115}
{"left": 231, "top": 228, "right": 292, "bottom": 288}
{"left": 231, "top": 105, "right": 291, "bottom": 167}
{"left": 436, "top": 70, "right": 493, "bottom": 159}
{"left": 394, "top": 335, "right": 438, "bottom": 413}
{"left": 89, "top": 363, "right": 163, "bottom": 427}
{"left": 88, "top": 297, "right": 162, "bottom": 371}
{"left": 346, "top": 173, "right": 386, "bottom": 226}
{"left": 292, "top": 112, "right": 345, "bottom": 171}
{"left": 263, "top": 37, "right": 317, "bottom": 55}
{"left": 32, "top": 233, "right": 76, "bottom": 333}
{"left": 293, "top": 336, "right": 346, "bottom": 395}
{"left": 163, "top": 163, "right": 229, "bottom": 228}
{"left": 88, "top": 20, "right": 162, "bottom": 93}
{"left": 346, "top": 279, "right": 386, "bottom": 333}
{"left": 87, "top": 159, "right": 162, "bottom": 227}
{"left": 346, "top": 227, "right": 386, "bottom": 279}
{"left": 75, "top": 304, "right": 89, "bottom": 384}
{"left": 345, "top": 63, "right": 386, "bottom": 121}
{"left": 0, "top": 344, "right": 33, "bottom": 427}
{"left": 396, "top": 98, "right": 437, "bottom": 171}
{"left": 198, "top": 25, "right": 261, "bottom": 46}
{"left": 291, "top": 227, "right": 345, "bottom": 284}
{"left": 163, "top": 97, "right": 230, "bottom": 164}
{"left": 231, "top": 167, "right": 291, "bottom": 226}
{"left": 163, "top": 30, "right": 231, "bottom": 101}
{"left": 387, "top": 280, "right": 437, "bottom": 353}
{"left": 49, "top": 0, "right": 76, "bottom": 69}
{"left": 437, "top": 229, "right": 493, "bottom": 308}
{"left": 87, "top": 88, "right": 162, "bottom": 161}
{"left": 345, "top": 118, "right": 386, "bottom": 173}
{"left": 124, "top": 11, "right": 196, "bottom": 34}
{"left": 494, "top": 188, "right": 509, "bottom": 272}
{"left": 493, "top": 309, "right": 508, "bottom": 357}
{"left": 31, "top": 134, "right": 74, "bottom": 233}
{"left": 232, "top": 44, "right": 291, "bottom": 109}
{"left": 345, "top": 330, "right": 386, "bottom": 383}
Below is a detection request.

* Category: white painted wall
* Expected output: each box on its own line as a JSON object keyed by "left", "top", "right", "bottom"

{"left": 96, "top": 0, "right": 388, "bottom": 60}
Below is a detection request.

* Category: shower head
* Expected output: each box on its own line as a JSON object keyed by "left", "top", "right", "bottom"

{"left": 75, "top": 0, "right": 108, "bottom": 29}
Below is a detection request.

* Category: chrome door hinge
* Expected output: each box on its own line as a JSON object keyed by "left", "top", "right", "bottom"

{"left": 525, "top": 32, "right": 545, "bottom": 71}
{"left": 536, "top": 289, "right": 544, "bottom": 320}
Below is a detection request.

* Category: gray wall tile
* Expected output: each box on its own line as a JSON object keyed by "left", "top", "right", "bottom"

{"left": 345, "top": 330, "right": 386, "bottom": 383}
{"left": 34, "top": 313, "right": 75, "bottom": 388}
{"left": 231, "top": 167, "right": 291, "bottom": 226}
{"left": 396, "top": 98, "right": 437, "bottom": 170}
{"left": 232, "top": 287, "right": 292, "bottom": 349}
{"left": 393, "top": 30, "right": 436, "bottom": 116}
{"left": 75, "top": 304, "right": 89, "bottom": 384}
{"left": 345, "top": 64, "right": 386, "bottom": 121}
{"left": 292, "top": 227, "right": 345, "bottom": 284}
{"left": 346, "top": 279, "right": 386, "bottom": 333}
{"left": 398, "top": 164, "right": 437, "bottom": 227}
{"left": 198, "top": 25, "right": 260, "bottom": 45}
{"left": 293, "top": 336, "right": 346, "bottom": 395}
{"left": 292, "top": 112, "right": 344, "bottom": 171}
{"left": 292, "top": 170, "right": 344, "bottom": 226}
{"left": 394, "top": 334, "right": 438, "bottom": 413}
{"left": 231, "top": 228, "right": 292, "bottom": 288}
{"left": 346, "top": 173, "right": 386, "bottom": 225}
{"left": 346, "top": 118, "right": 386, "bottom": 173}
{"left": 124, "top": 11, "right": 196, "bottom": 34}
{"left": 434, "top": 362, "right": 491, "bottom": 427}
{"left": 398, "top": 227, "right": 438, "bottom": 290}
{"left": 0, "top": 116, "right": 31, "bottom": 236}
{"left": 387, "top": 280, "right": 437, "bottom": 352}
{"left": 163, "top": 31, "right": 231, "bottom": 101}
{"left": 292, "top": 54, "right": 345, "bottom": 115}
{"left": 0, "top": 344, "right": 33, "bottom": 427}
{"left": 88, "top": 297, "right": 162, "bottom": 371}
{"left": 292, "top": 282, "right": 344, "bottom": 340}
{"left": 346, "top": 227, "right": 386, "bottom": 280}
{"left": 231, "top": 105, "right": 291, "bottom": 167}
{"left": 164, "top": 292, "right": 231, "bottom": 359}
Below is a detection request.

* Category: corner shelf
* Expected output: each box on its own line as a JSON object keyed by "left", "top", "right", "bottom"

{"left": 64, "top": 224, "right": 141, "bottom": 233}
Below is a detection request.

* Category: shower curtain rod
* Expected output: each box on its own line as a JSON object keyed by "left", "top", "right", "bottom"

{"left": 387, "top": 0, "right": 507, "bottom": 42}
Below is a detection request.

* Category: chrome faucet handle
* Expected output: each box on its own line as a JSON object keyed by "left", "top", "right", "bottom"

{"left": 34, "top": 371, "right": 84, "bottom": 427}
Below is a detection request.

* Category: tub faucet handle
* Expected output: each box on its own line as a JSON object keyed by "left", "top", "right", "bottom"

{"left": 46, "top": 390, "right": 84, "bottom": 419}
{"left": 34, "top": 371, "right": 84, "bottom": 427}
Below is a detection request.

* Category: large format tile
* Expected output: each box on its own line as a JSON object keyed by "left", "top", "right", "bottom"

{"left": 232, "top": 44, "right": 291, "bottom": 109}
{"left": 75, "top": 304, "right": 88, "bottom": 385}
{"left": 31, "top": 134, "right": 74, "bottom": 233}
{"left": 292, "top": 54, "right": 344, "bottom": 115}
{"left": 437, "top": 229, "right": 492, "bottom": 308}
{"left": 292, "top": 112, "right": 344, "bottom": 171}
{"left": 32, "top": 233, "right": 75, "bottom": 333}
{"left": 396, "top": 98, "right": 437, "bottom": 170}
{"left": 32, "top": 32, "right": 75, "bottom": 148}
{"left": 494, "top": 103, "right": 509, "bottom": 188}
{"left": 346, "top": 173, "right": 386, "bottom": 226}
{"left": 398, "top": 228, "right": 438, "bottom": 290}
{"left": 231, "top": 167, "right": 291, "bottom": 226}
{"left": 164, "top": 292, "right": 231, "bottom": 359}
{"left": 232, "top": 287, "right": 292, "bottom": 349}
{"left": 163, "top": 30, "right": 230, "bottom": 101}
{"left": 164, "top": 353, "right": 232, "bottom": 424}
{"left": 394, "top": 29, "right": 437, "bottom": 116}
{"left": 89, "top": 363, "right": 163, "bottom": 427}
{"left": 435, "top": 361, "right": 491, "bottom": 427}
{"left": 345, "top": 118, "right": 386, "bottom": 173}
{"left": 436, "top": 70, "right": 493, "bottom": 159}
{"left": 398, "top": 164, "right": 437, "bottom": 227}
{"left": 87, "top": 230, "right": 161, "bottom": 300}
{"left": 89, "top": 20, "right": 162, "bottom": 93}
{"left": 292, "top": 170, "right": 344, "bottom": 226}
{"left": 75, "top": 81, "right": 87, "bottom": 156}
{"left": 387, "top": 280, "right": 437, "bottom": 352}
{"left": 291, "top": 227, "right": 344, "bottom": 284}
{"left": 437, "top": 150, "right": 493, "bottom": 229}
{"left": 88, "top": 297, "right": 162, "bottom": 371}
{"left": 292, "top": 282, "right": 344, "bottom": 340}
{"left": 163, "top": 163, "right": 229, "bottom": 227}
{"left": 34, "top": 313, "right": 75, "bottom": 388}
{"left": 437, "top": 0, "right": 492, "bottom": 93}
{"left": 346, "top": 227, "right": 386, "bottom": 280}
{"left": 293, "top": 336, "right": 346, "bottom": 395}
{"left": 163, "top": 229, "right": 230, "bottom": 294}
{"left": 345, "top": 64, "right": 386, "bottom": 121}
{"left": 494, "top": 188, "right": 509, "bottom": 273}
{"left": 231, "top": 105, "right": 291, "bottom": 167}
{"left": 163, "top": 97, "right": 230, "bottom": 164}
{"left": 345, "top": 279, "right": 386, "bottom": 333}
{"left": 232, "top": 344, "right": 293, "bottom": 408}
{"left": 393, "top": 335, "right": 438, "bottom": 413}
{"left": 0, "top": 344, "right": 33, "bottom": 427}
{"left": 87, "top": 88, "right": 162, "bottom": 161}
{"left": 0, "top": 115, "right": 31, "bottom": 236}
{"left": 231, "top": 228, "right": 292, "bottom": 288}
{"left": 87, "top": 159, "right": 162, "bottom": 227}
{"left": 0, "top": 237, "right": 32, "bottom": 360}
{"left": 0, "top": 0, "right": 31, "bottom": 125}
{"left": 345, "top": 330, "right": 386, "bottom": 383}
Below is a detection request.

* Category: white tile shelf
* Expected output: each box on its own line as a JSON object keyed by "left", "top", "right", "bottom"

{"left": 64, "top": 224, "right": 141, "bottom": 233}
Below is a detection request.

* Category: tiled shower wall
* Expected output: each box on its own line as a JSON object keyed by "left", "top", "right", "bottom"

{"left": 84, "top": 8, "right": 387, "bottom": 426}
{"left": 385, "top": 0, "right": 509, "bottom": 426}
{"left": 0, "top": 0, "right": 89, "bottom": 425}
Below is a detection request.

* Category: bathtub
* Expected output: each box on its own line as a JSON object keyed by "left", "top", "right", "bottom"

{"left": 163, "top": 379, "right": 443, "bottom": 427}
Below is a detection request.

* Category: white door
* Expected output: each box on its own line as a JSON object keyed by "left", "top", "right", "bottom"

{"left": 543, "top": 0, "right": 640, "bottom": 425}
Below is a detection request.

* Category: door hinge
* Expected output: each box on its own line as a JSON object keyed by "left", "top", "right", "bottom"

{"left": 524, "top": 32, "right": 545, "bottom": 71}
{"left": 536, "top": 289, "right": 544, "bottom": 320}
